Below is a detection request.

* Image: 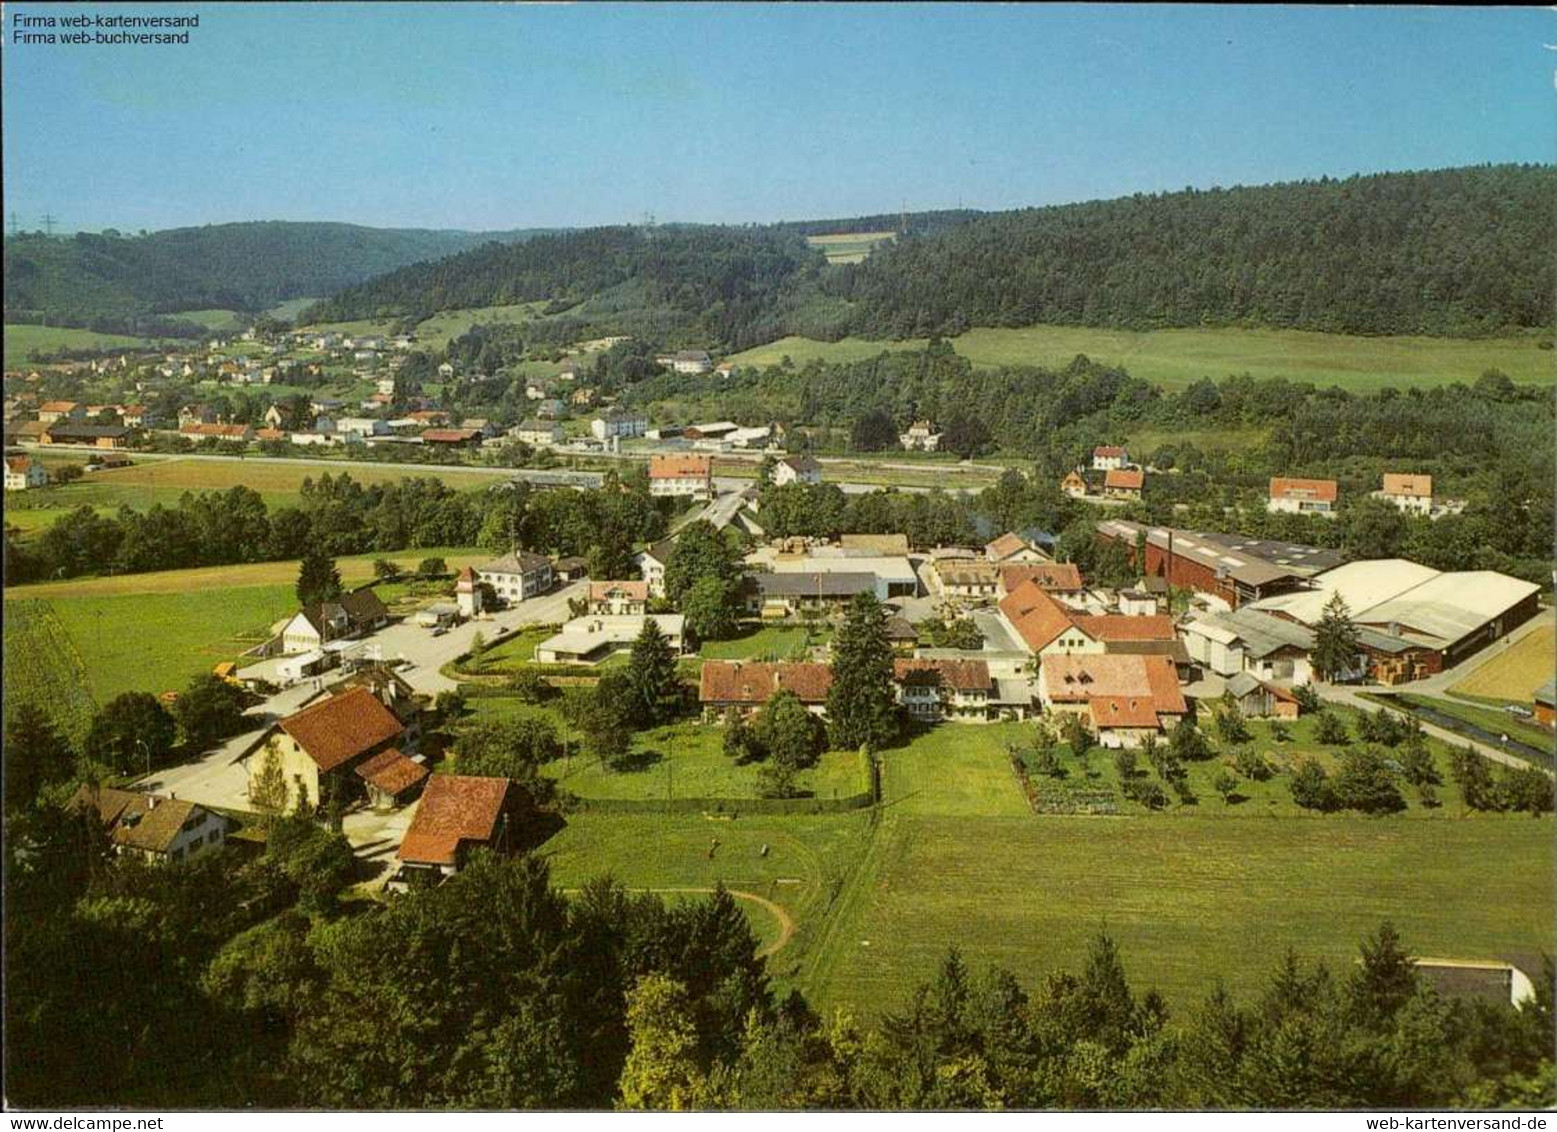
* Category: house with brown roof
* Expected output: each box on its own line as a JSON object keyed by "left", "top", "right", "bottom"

{"left": 5, "top": 455, "right": 48, "bottom": 491}
{"left": 985, "top": 532, "right": 1046, "bottom": 564}
{"left": 772, "top": 454, "right": 822, "bottom": 487}
{"left": 935, "top": 559, "right": 1001, "bottom": 602}
{"left": 893, "top": 658, "right": 997, "bottom": 723}
{"left": 37, "top": 400, "right": 84, "bottom": 424}
{"left": 1103, "top": 467, "right": 1144, "bottom": 500}
{"left": 41, "top": 423, "right": 133, "bottom": 448}
{"left": 997, "top": 562, "right": 1085, "bottom": 598}
{"left": 354, "top": 748, "right": 430, "bottom": 812}
{"left": 393, "top": 775, "right": 524, "bottom": 884}
{"left": 180, "top": 422, "right": 254, "bottom": 442}
{"left": 1377, "top": 473, "right": 1434, "bottom": 517}
{"left": 649, "top": 453, "right": 713, "bottom": 501}
{"left": 244, "top": 686, "right": 407, "bottom": 812}
{"left": 699, "top": 661, "right": 833, "bottom": 720}
{"left": 1091, "top": 445, "right": 1129, "bottom": 471}
{"left": 1061, "top": 470, "right": 1088, "bottom": 499}
{"left": 1267, "top": 477, "right": 1338, "bottom": 517}
{"left": 70, "top": 785, "right": 229, "bottom": 863}
{"left": 998, "top": 581, "right": 1105, "bottom": 659}
{"left": 420, "top": 427, "right": 483, "bottom": 447}
{"left": 589, "top": 580, "right": 649, "bottom": 616}
{"left": 1038, "top": 653, "right": 1189, "bottom": 748}
{"left": 279, "top": 589, "right": 389, "bottom": 655}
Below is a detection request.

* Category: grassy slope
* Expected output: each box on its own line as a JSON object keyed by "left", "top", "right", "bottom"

{"left": 1449, "top": 621, "right": 1556, "bottom": 704}
{"left": 4, "top": 323, "right": 159, "bottom": 363}
{"left": 729, "top": 326, "right": 1553, "bottom": 392}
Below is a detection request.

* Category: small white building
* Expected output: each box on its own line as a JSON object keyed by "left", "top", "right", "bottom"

{"left": 455, "top": 567, "right": 484, "bottom": 619}
{"left": 513, "top": 419, "right": 563, "bottom": 447}
{"left": 535, "top": 614, "right": 686, "bottom": 664}
{"left": 4, "top": 455, "right": 48, "bottom": 491}
{"left": 899, "top": 420, "right": 942, "bottom": 452}
{"left": 635, "top": 541, "right": 675, "bottom": 599}
{"left": 1268, "top": 477, "right": 1338, "bottom": 517}
{"left": 1091, "top": 445, "right": 1129, "bottom": 472}
{"left": 772, "top": 454, "right": 823, "bottom": 487}
{"left": 1376, "top": 473, "right": 1434, "bottom": 517}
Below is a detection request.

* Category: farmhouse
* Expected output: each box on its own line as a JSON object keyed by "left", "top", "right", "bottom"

{"left": 899, "top": 420, "right": 942, "bottom": 452}
{"left": 1091, "top": 445, "right": 1129, "bottom": 471}
{"left": 70, "top": 786, "right": 229, "bottom": 864}
{"left": 179, "top": 422, "right": 253, "bottom": 442}
{"left": 1223, "top": 672, "right": 1301, "bottom": 720}
{"left": 998, "top": 579, "right": 1175, "bottom": 662}
{"left": 889, "top": 658, "right": 1034, "bottom": 724}
{"left": 1248, "top": 559, "right": 1541, "bottom": 678}
{"left": 1104, "top": 467, "right": 1145, "bottom": 500}
{"left": 648, "top": 454, "right": 713, "bottom": 501}
{"left": 37, "top": 400, "right": 84, "bottom": 424}
{"left": 985, "top": 532, "right": 1047, "bottom": 564}
{"left": 589, "top": 580, "right": 649, "bottom": 616}
{"left": 245, "top": 687, "right": 407, "bottom": 813}
{"left": 1377, "top": 473, "right": 1434, "bottom": 516}
{"left": 1267, "top": 477, "right": 1338, "bottom": 517}
{"left": 699, "top": 661, "right": 833, "bottom": 719}
{"left": 1039, "top": 653, "right": 1190, "bottom": 748}
{"left": 535, "top": 614, "right": 685, "bottom": 664}
{"left": 664, "top": 350, "right": 713, "bottom": 375}
{"left": 1061, "top": 470, "right": 1088, "bottom": 499}
{"left": 279, "top": 590, "right": 389, "bottom": 654}
{"left": 772, "top": 454, "right": 823, "bottom": 487}
{"left": 394, "top": 775, "right": 525, "bottom": 884}
{"left": 5, "top": 455, "right": 48, "bottom": 490}
{"left": 1096, "top": 520, "right": 1345, "bottom": 608}
{"left": 475, "top": 550, "right": 554, "bottom": 605}
{"left": 936, "top": 560, "right": 1001, "bottom": 601}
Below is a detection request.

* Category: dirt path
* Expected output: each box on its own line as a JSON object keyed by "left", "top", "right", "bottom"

{"left": 563, "top": 886, "right": 796, "bottom": 959}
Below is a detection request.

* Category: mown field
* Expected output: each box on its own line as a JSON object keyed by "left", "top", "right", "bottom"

{"left": 524, "top": 709, "right": 1555, "bottom": 1016}
{"left": 168, "top": 309, "right": 245, "bottom": 331}
{"left": 3, "top": 456, "right": 506, "bottom": 523}
{"left": 1450, "top": 620, "right": 1555, "bottom": 705}
{"left": 728, "top": 326, "right": 1553, "bottom": 392}
{"left": 806, "top": 231, "right": 897, "bottom": 265}
{"left": 4, "top": 322, "right": 160, "bottom": 363}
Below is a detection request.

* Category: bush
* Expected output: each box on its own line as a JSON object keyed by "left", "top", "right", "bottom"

{"left": 1314, "top": 712, "right": 1351, "bottom": 746}
{"left": 1357, "top": 708, "right": 1408, "bottom": 747}
{"left": 1500, "top": 764, "right": 1555, "bottom": 815}
{"left": 1030, "top": 745, "right": 1064, "bottom": 778}
{"left": 1213, "top": 769, "right": 1240, "bottom": 803}
{"left": 1112, "top": 748, "right": 1138, "bottom": 781}
{"left": 1291, "top": 684, "right": 1323, "bottom": 713}
{"left": 418, "top": 556, "right": 448, "bottom": 579}
{"left": 1396, "top": 739, "right": 1439, "bottom": 787}
{"left": 1332, "top": 747, "right": 1406, "bottom": 814}
{"left": 507, "top": 667, "right": 553, "bottom": 704}
{"left": 1232, "top": 746, "right": 1272, "bottom": 782}
{"left": 1122, "top": 778, "right": 1168, "bottom": 810}
{"left": 1290, "top": 757, "right": 1335, "bottom": 812}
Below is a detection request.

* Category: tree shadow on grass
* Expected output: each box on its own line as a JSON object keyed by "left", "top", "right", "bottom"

{"left": 608, "top": 748, "right": 665, "bottom": 774}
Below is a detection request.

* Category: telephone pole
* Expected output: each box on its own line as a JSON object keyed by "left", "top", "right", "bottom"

{"left": 41, "top": 213, "right": 56, "bottom": 237}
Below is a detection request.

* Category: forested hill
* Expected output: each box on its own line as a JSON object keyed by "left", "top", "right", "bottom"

{"left": 826, "top": 164, "right": 1555, "bottom": 338}
{"left": 3, "top": 221, "right": 548, "bottom": 332}
{"left": 303, "top": 225, "right": 831, "bottom": 351}
{"left": 296, "top": 165, "right": 1554, "bottom": 345}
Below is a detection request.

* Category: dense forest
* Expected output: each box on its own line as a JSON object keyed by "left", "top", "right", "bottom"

{"left": 2, "top": 222, "right": 547, "bottom": 330}
{"left": 299, "top": 165, "right": 1554, "bottom": 348}
{"left": 305, "top": 225, "right": 839, "bottom": 352}
{"left": 828, "top": 165, "right": 1555, "bottom": 338}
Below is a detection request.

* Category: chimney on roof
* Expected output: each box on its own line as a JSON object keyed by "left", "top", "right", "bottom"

{"left": 146, "top": 795, "right": 159, "bottom": 810}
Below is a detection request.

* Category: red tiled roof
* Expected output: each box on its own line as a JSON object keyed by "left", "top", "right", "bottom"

{"left": 1072, "top": 614, "right": 1176, "bottom": 642}
{"left": 399, "top": 775, "right": 512, "bottom": 866}
{"left": 278, "top": 686, "right": 404, "bottom": 773}
{"left": 649, "top": 454, "right": 712, "bottom": 479}
{"left": 1000, "top": 563, "right": 1084, "bottom": 593}
{"left": 420, "top": 428, "right": 481, "bottom": 442}
{"left": 1093, "top": 445, "right": 1126, "bottom": 457}
{"left": 589, "top": 580, "right": 649, "bottom": 603}
{"left": 998, "top": 580, "right": 1085, "bottom": 652}
{"left": 1088, "top": 696, "right": 1162, "bottom": 730}
{"left": 1041, "top": 654, "right": 1187, "bottom": 716}
{"left": 39, "top": 400, "right": 78, "bottom": 413}
{"left": 985, "top": 532, "right": 1030, "bottom": 560}
{"left": 1104, "top": 468, "right": 1144, "bottom": 491}
{"left": 699, "top": 661, "right": 833, "bottom": 705}
{"left": 1270, "top": 477, "right": 1338, "bottom": 503}
{"left": 354, "top": 747, "right": 429, "bottom": 796}
{"left": 254, "top": 427, "right": 286, "bottom": 440}
{"left": 893, "top": 658, "right": 992, "bottom": 692}
{"left": 1382, "top": 473, "right": 1432, "bottom": 498}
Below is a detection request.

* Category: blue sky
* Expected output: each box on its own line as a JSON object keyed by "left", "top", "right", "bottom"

{"left": 3, "top": 3, "right": 1551, "bottom": 233}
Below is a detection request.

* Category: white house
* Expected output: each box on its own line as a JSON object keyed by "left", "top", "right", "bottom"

{"left": 648, "top": 454, "right": 714, "bottom": 501}
{"left": 772, "top": 454, "right": 823, "bottom": 487}
{"left": 535, "top": 614, "right": 686, "bottom": 664}
{"left": 71, "top": 786, "right": 229, "bottom": 864}
{"left": 635, "top": 540, "right": 675, "bottom": 598}
{"left": 4, "top": 455, "right": 48, "bottom": 491}
{"left": 899, "top": 420, "right": 942, "bottom": 452}
{"left": 591, "top": 409, "right": 648, "bottom": 441}
{"left": 1377, "top": 473, "right": 1434, "bottom": 517}
{"left": 475, "top": 551, "right": 554, "bottom": 605}
{"left": 1091, "top": 445, "right": 1129, "bottom": 471}
{"left": 513, "top": 419, "right": 563, "bottom": 447}
{"left": 1268, "top": 477, "right": 1338, "bottom": 517}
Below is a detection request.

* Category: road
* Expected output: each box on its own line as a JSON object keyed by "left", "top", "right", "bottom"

{"left": 136, "top": 580, "right": 587, "bottom": 821}
{"left": 27, "top": 443, "right": 946, "bottom": 497}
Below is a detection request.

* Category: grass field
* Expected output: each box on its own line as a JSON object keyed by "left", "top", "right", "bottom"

{"left": 698, "top": 624, "right": 821, "bottom": 662}
{"left": 51, "top": 586, "right": 293, "bottom": 702}
{"left": 728, "top": 326, "right": 1553, "bottom": 392}
{"left": 806, "top": 232, "right": 897, "bottom": 265}
{"left": 4, "top": 323, "right": 159, "bottom": 363}
{"left": 2, "top": 546, "right": 487, "bottom": 600}
{"left": 4, "top": 457, "right": 505, "bottom": 521}
{"left": 1388, "top": 694, "right": 1554, "bottom": 762}
{"left": 412, "top": 303, "right": 552, "bottom": 350}
{"left": 168, "top": 309, "right": 245, "bottom": 331}
{"left": 264, "top": 298, "right": 320, "bottom": 321}
{"left": 1450, "top": 621, "right": 1555, "bottom": 705}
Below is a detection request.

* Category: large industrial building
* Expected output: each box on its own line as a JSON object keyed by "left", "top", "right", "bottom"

{"left": 1096, "top": 520, "right": 1344, "bottom": 608}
